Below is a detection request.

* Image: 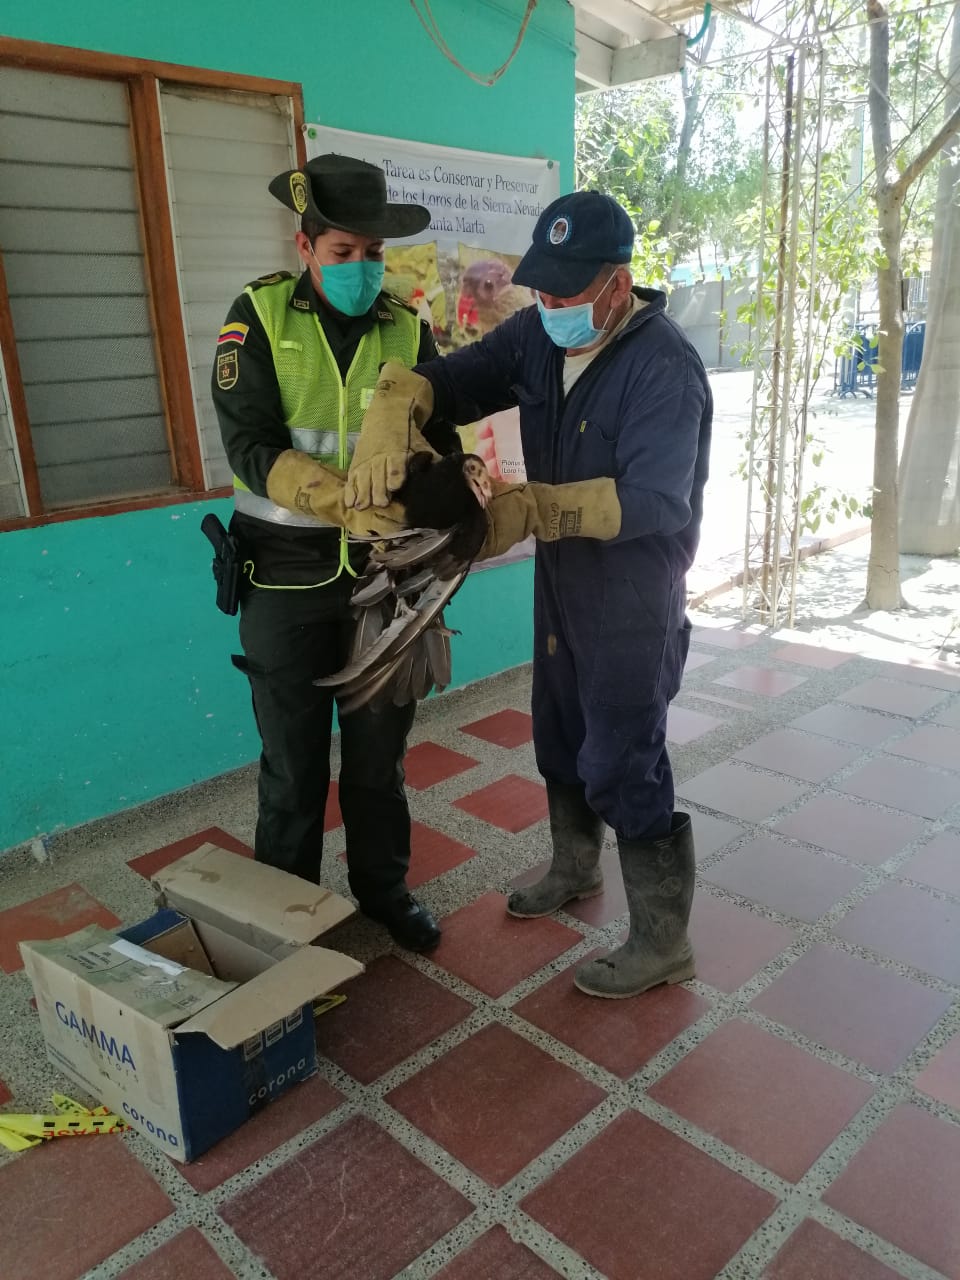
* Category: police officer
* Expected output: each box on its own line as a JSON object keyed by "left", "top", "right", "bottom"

{"left": 211, "top": 154, "right": 460, "bottom": 953}
{"left": 348, "top": 191, "right": 712, "bottom": 996}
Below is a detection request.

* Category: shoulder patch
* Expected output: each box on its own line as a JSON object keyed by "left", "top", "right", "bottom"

{"left": 216, "top": 348, "right": 239, "bottom": 390}
{"left": 246, "top": 271, "right": 296, "bottom": 291}
{"left": 217, "top": 321, "right": 249, "bottom": 346}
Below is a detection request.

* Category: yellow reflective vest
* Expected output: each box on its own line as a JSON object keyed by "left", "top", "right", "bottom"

{"left": 233, "top": 276, "right": 420, "bottom": 534}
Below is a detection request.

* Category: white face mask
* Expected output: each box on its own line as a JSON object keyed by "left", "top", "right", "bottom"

{"left": 536, "top": 270, "right": 618, "bottom": 349}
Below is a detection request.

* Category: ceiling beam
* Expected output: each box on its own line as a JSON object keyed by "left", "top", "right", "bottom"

{"left": 577, "top": 0, "right": 679, "bottom": 43}
{"left": 611, "top": 31, "right": 687, "bottom": 82}
{"left": 575, "top": 27, "right": 614, "bottom": 88}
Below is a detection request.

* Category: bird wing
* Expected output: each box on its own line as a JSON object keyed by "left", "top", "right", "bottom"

{"left": 314, "top": 536, "right": 469, "bottom": 711}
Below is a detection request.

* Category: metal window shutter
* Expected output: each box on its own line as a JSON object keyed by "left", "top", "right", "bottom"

{"left": 0, "top": 68, "right": 171, "bottom": 509}
{"left": 159, "top": 86, "right": 299, "bottom": 489}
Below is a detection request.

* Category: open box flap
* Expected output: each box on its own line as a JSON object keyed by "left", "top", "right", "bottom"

{"left": 152, "top": 844, "right": 355, "bottom": 949}
{"left": 176, "top": 946, "right": 363, "bottom": 1050}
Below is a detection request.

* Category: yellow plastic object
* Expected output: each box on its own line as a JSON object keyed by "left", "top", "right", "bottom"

{"left": 0, "top": 1093, "right": 128, "bottom": 1150}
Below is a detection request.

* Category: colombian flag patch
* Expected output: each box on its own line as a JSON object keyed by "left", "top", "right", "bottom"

{"left": 217, "top": 322, "right": 249, "bottom": 346}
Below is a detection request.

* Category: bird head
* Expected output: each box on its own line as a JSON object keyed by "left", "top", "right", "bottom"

{"left": 462, "top": 454, "right": 493, "bottom": 509}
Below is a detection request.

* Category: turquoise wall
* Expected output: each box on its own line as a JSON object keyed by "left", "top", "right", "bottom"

{"left": 0, "top": 0, "right": 573, "bottom": 850}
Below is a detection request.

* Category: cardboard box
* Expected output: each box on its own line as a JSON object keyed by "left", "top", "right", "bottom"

{"left": 20, "top": 843, "right": 362, "bottom": 1162}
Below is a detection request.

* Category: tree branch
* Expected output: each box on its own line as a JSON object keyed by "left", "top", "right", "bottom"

{"left": 892, "top": 100, "right": 960, "bottom": 199}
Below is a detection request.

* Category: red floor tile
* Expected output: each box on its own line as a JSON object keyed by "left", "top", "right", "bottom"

{"left": 885, "top": 722, "right": 960, "bottom": 770}
{"left": 690, "top": 810, "right": 748, "bottom": 857}
{"left": 704, "top": 836, "right": 867, "bottom": 922}
{"left": 874, "top": 659, "right": 960, "bottom": 691}
{"left": 177, "top": 1075, "right": 344, "bottom": 1193}
{"left": 714, "top": 666, "right": 808, "bottom": 697}
{"left": 403, "top": 741, "right": 478, "bottom": 789}
{"left": 0, "top": 884, "right": 121, "bottom": 973}
{"left": 914, "top": 1035, "right": 960, "bottom": 1111}
{"left": 127, "top": 826, "right": 253, "bottom": 878}
{"left": 933, "top": 699, "right": 960, "bottom": 729}
{"left": 750, "top": 943, "right": 952, "bottom": 1073}
{"left": 772, "top": 642, "right": 854, "bottom": 670}
{"left": 385, "top": 1024, "right": 605, "bottom": 1187}
{"left": 407, "top": 822, "right": 476, "bottom": 889}
{"left": 789, "top": 703, "right": 904, "bottom": 746}
{"left": 823, "top": 1103, "right": 960, "bottom": 1277}
{"left": 432, "top": 892, "right": 582, "bottom": 997}
{"left": 761, "top": 1218, "right": 903, "bottom": 1279}
{"left": 692, "top": 625, "right": 763, "bottom": 650}
{"left": 839, "top": 678, "right": 949, "bottom": 718}
{"left": 515, "top": 950, "right": 710, "bottom": 1078}
{"left": 678, "top": 763, "right": 809, "bottom": 823}
{"left": 0, "top": 1135, "right": 172, "bottom": 1280}
{"left": 667, "top": 705, "right": 724, "bottom": 743}
{"left": 325, "top": 780, "right": 342, "bottom": 831}
{"left": 0, "top": 1077, "right": 10, "bottom": 1105}
{"left": 834, "top": 883, "right": 960, "bottom": 982}
{"left": 774, "top": 794, "right": 925, "bottom": 866}
{"left": 315, "top": 954, "right": 473, "bottom": 1084}
{"left": 117, "top": 1228, "right": 235, "bottom": 1279}
{"left": 454, "top": 774, "right": 548, "bottom": 832}
{"left": 461, "top": 709, "right": 533, "bottom": 748}
{"left": 900, "top": 831, "right": 960, "bottom": 895}
{"left": 649, "top": 1019, "right": 874, "bottom": 1181}
{"left": 434, "top": 1227, "right": 560, "bottom": 1279}
{"left": 690, "top": 893, "right": 796, "bottom": 992}
{"left": 510, "top": 846, "right": 625, "bottom": 927}
{"left": 220, "top": 1115, "right": 470, "bottom": 1280}
{"left": 735, "top": 730, "right": 860, "bottom": 784}
{"left": 836, "top": 757, "right": 958, "bottom": 819}
{"left": 682, "top": 650, "right": 717, "bottom": 671}
{"left": 522, "top": 1110, "right": 776, "bottom": 1280}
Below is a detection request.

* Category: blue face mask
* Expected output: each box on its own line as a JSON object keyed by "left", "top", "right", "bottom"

{"left": 314, "top": 257, "right": 385, "bottom": 316}
{"left": 536, "top": 271, "right": 617, "bottom": 349}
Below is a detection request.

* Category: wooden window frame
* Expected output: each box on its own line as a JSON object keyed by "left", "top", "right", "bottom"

{"left": 0, "top": 36, "right": 306, "bottom": 531}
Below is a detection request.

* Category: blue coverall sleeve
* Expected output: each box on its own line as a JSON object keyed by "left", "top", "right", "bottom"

{"left": 612, "top": 344, "right": 707, "bottom": 542}
{"left": 415, "top": 311, "right": 525, "bottom": 425}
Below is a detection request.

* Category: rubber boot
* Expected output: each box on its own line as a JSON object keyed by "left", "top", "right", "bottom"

{"left": 574, "top": 813, "right": 696, "bottom": 998}
{"left": 506, "top": 780, "right": 605, "bottom": 917}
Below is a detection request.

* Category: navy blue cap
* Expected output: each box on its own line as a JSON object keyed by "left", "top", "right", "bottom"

{"left": 512, "top": 190, "right": 635, "bottom": 298}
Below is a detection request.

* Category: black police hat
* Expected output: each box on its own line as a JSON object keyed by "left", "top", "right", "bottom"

{"left": 512, "top": 190, "right": 635, "bottom": 297}
{"left": 269, "top": 153, "right": 431, "bottom": 239}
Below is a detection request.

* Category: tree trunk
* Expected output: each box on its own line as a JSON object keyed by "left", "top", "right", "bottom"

{"left": 865, "top": 0, "right": 906, "bottom": 608}
{"left": 898, "top": 7, "right": 960, "bottom": 555}
{"left": 664, "top": 20, "right": 716, "bottom": 242}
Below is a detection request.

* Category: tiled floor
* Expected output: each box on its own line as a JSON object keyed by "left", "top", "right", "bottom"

{"left": 1, "top": 622, "right": 959, "bottom": 1279}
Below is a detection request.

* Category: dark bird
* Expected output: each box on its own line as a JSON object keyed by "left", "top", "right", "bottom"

{"left": 314, "top": 452, "right": 492, "bottom": 713}
{"left": 456, "top": 258, "right": 531, "bottom": 337}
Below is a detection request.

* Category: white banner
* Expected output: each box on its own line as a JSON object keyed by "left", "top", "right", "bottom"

{"left": 306, "top": 125, "right": 560, "bottom": 492}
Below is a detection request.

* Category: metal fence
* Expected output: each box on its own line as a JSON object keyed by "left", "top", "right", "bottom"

{"left": 832, "top": 321, "right": 926, "bottom": 397}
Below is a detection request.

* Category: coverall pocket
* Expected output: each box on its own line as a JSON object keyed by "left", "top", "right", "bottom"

{"left": 589, "top": 577, "right": 669, "bottom": 708}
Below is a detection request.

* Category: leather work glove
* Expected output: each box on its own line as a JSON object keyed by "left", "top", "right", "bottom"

{"left": 266, "top": 450, "right": 410, "bottom": 537}
{"left": 344, "top": 362, "right": 437, "bottom": 510}
{"left": 476, "top": 477, "right": 622, "bottom": 562}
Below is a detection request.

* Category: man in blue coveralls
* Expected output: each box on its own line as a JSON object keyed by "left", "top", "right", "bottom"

{"left": 347, "top": 190, "right": 712, "bottom": 999}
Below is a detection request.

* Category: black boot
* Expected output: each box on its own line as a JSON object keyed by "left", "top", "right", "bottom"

{"left": 506, "top": 780, "right": 605, "bottom": 917}
{"left": 574, "top": 813, "right": 696, "bottom": 998}
{"left": 364, "top": 893, "right": 441, "bottom": 952}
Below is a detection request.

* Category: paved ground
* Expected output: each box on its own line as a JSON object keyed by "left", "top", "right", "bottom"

{"left": 1, "top": 560, "right": 959, "bottom": 1279}
{"left": 1, "top": 373, "right": 957, "bottom": 1280}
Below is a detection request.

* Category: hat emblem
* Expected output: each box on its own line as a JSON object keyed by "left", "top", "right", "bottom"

{"left": 547, "top": 215, "right": 572, "bottom": 246}
{"left": 290, "top": 172, "right": 308, "bottom": 214}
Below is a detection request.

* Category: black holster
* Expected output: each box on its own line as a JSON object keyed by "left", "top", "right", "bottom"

{"left": 201, "top": 513, "right": 242, "bottom": 615}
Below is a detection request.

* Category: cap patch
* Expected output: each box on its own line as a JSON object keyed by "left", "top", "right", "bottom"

{"left": 548, "top": 215, "right": 572, "bottom": 246}
{"left": 290, "top": 171, "right": 308, "bottom": 214}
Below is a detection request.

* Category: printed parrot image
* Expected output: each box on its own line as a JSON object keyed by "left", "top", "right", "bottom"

{"left": 455, "top": 257, "right": 532, "bottom": 338}
{"left": 315, "top": 453, "right": 492, "bottom": 712}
